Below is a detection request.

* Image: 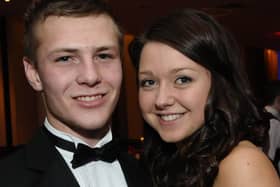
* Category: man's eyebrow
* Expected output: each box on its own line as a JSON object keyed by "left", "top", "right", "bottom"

{"left": 48, "top": 48, "right": 78, "bottom": 55}
{"left": 96, "top": 46, "right": 119, "bottom": 52}
{"left": 47, "top": 45, "right": 119, "bottom": 57}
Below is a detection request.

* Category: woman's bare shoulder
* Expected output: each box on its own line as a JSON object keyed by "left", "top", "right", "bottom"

{"left": 213, "top": 140, "right": 280, "bottom": 187}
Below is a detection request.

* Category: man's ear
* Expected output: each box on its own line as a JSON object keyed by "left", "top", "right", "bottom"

{"left": 23, "top": 57, "right": 43, "bottom": 91}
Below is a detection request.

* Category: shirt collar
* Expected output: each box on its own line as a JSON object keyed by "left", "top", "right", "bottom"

{"left": 44, "top": 118, "right": 112, "bottom": 148}
{"left": 265, "top": 105, "right": 280, "bottom": 119}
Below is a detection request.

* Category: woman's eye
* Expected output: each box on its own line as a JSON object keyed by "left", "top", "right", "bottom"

{"left": 175, "top": 76, "right": 192, "bottom": 84}
{"left": 140, "top": 79, "right": 156, "bottom": 87}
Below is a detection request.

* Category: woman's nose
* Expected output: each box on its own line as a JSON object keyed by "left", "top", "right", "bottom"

{"left": 155, "top": 85, "right": 175, "bottom": 109}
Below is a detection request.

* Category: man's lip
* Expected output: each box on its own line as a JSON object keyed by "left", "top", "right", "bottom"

{"left": 72, "top": 93, "right": 106, "bottom": 101}
{"left": 72, "top": 92, "right": 106, "bottom": 98}
{"left": 73, "top": 93, "right": 107, "bottom": 108}
{"left": 75, "top": 94, "right": 103, "bottom": 101}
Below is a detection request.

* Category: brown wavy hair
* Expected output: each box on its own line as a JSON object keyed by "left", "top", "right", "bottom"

{"left": 129, "top": 9, "right": 269, "bottom": 187}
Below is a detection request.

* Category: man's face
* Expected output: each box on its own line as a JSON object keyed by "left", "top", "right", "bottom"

{"left": 24, "top": 15, "right": 122, "bottom": 142}
{"left": 274, "top": 96, "right": 280, "bottom": 113}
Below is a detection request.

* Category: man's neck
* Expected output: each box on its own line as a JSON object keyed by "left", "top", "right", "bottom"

{"left": 265, "top": 105, "right": 280, "bottom": 120}
{"left": 44, "top": 118, "right": 112, "bottom": 148}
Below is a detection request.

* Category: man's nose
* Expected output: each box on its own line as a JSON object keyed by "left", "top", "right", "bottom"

{"left": 76, "top": 61, "right": 101, "bottom": 86}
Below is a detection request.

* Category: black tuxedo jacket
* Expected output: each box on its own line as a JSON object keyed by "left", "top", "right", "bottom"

{"left": 0, "top": 127, "right": 152, "bottom": 187}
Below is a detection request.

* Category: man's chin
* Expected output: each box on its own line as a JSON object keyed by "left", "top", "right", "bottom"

{"left": 68, "top": 123, "right": 110, "bottom": 140}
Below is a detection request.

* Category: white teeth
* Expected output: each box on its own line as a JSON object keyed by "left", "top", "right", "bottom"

{"left": 160, "top": 114, "right": 183, "bottom": 121}
{"left": 77, "top": 95, "right": 102, "bottom": 101}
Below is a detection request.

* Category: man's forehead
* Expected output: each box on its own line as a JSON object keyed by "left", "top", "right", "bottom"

{"left": 35, "top": 15, "right": 119, "bottom": 43}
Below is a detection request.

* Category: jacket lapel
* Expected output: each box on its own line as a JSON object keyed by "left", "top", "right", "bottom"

{"left": 25, "top": 128, "right": 80, "bottom": 187}
{"left": 118, "top": 153, "right": 152, "bottom": 187}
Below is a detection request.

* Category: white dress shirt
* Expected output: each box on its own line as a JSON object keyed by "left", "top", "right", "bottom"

{"left": 265, "top": 106, "right": 280, "bottom": 172}
{"left": 44, "top": 119, "right": 128, "bottom": 187}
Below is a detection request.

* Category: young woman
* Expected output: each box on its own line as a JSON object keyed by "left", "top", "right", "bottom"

{"left": 129, "top": 9, "right": 280, "bottom": 187}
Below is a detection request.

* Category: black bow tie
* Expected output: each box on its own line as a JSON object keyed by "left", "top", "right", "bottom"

{"left": 71, "top": 140, "right": 120, "bottom": 168}
{"left": 42, "top": 126, "right": 121, "bottom": 169}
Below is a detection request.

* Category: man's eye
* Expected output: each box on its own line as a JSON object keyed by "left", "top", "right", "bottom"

{"left": 140, "top": 79, "right": 155, "bottom": 87}
{"left": 97, "top": 53, "right": 113, "bottom": 60}
{"left": 175, "top": 76, "right": 192, "bottom": 84}
{"left": 55, "top": 56, "right": 72, "bottom": 63}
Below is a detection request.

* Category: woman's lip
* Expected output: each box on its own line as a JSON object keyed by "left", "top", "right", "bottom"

{"left": 158, "top": 113, "right": 185, "bottom": 122}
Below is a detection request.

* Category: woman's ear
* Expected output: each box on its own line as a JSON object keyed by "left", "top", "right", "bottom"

{"left": 23, "top": 57, "right": 43, "bottom": 91}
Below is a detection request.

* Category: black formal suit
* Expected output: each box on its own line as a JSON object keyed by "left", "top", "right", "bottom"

{"left": 0, "top": 127, "right": 152, "bottom": 187}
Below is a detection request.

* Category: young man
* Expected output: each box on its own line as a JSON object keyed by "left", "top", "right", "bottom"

{"left": 0, "top": 0, "right": 151, "bottom": 186}
{"left": 264, "top": 80, "right": 280, "bottom": 175}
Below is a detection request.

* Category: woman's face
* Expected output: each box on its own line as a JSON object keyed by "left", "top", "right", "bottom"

{"left": 138, "top": 42, "right": 211, "bottom": 143}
